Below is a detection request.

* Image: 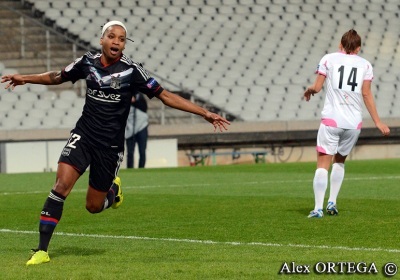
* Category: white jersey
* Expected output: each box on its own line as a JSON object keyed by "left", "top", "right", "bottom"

{"left": 316, "top": 51, "right": 373, "bottom": 129}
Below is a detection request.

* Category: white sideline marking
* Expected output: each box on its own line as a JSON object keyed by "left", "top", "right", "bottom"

{"left": 0, "top": 228, "right": 399, "bottom": 253}
{"left": 1, "top": 175, "right": 400, "bottom": 196}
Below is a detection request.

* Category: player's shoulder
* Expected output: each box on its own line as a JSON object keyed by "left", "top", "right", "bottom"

{"left": 120, "top": 55, "right": 150, "bottom": 78}
{"left": 81, "top": 51, "right": 101, "bottom": 62}
{"left": 355, "top": 55, "right": 371, "bottom": 65}
{"left": 345, "top": 53, "right": 372, "bottom": 69}
{"left": 120, "top": 54, "right": 145, "bottom": 69}
{"left": 120, "top": 54, "right": 134, "bottom": 65}
{"left": 324, "top": 51, "right": 342, "bottom": 60}
{"left": 318, "top": 52, "right": 333, "bottom": 63}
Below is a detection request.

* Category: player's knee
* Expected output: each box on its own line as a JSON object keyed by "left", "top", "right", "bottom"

{"left": 53, "top": 181, "right": 71, "bottom": 197}
{"left": 85, "top": 203, "right": 102, "bottom": 214}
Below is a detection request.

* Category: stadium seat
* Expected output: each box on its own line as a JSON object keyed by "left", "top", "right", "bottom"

{"left": 41, "top": 116, "right": 62, "bottom": 128}
{"left": 52, "top": 1, "right": 68, "bottom": 10}
{"left": 69, "top": 1, "right": 85, "bottom": 10}
{"left": 7, "top": 109, "right": 27, "bottom": 121}
{"left": 1, "top": 93, "right": 19, "bottom": 105}
{"left": 80, "top": 8, "right": 96, "bottom": 18}
{"left": 73, "top": 98, "right": 85, "bottom": 109}
{"left": 210, "top": 93, "right": 230, "bottom": 108}
{"left": 28, "top": 84, "right": 48, "bottom": 94}
{"left": 85, "top": 0, "right": 102, "bottom": 9}
{"left": 181, "top": 78, "right": 199, "bottom": 90}
{"left": 40, "top": 91, "right": 57, "bottom": 101}
{"left": 193, "top": 87, "right": 212, "bottom": 100}
{"left": 31, "top": 0, "right": 50, "bottom": 13}
{"left": 56, "top": 17, "right": 72, "bottom": 31}
{"left": 21, "top": 117, "right": 42, "bottom": 129}
{"left": 34, "top": 99, "right": 53, "bottom": 111}
{"left": 113, "top": 7, "right": 131, "bottom": 19}
{"left": 97, "top": 8, "right": 114, "bottom": 18}
{"left": 28, "top": 108, "right": 47, "bottom": 120}
{"left": 199, "top": 78, "right": 218, "bottom": 88}
{"left": 258, "top": 109, "right": 279, "bottom": 121}
{"left": 60, "top": 114, "right": 79, "bottom": 128}
{"left": 54, "top": 98, "right": 74, "bottom": 111}
{"left": 1, "top": 117, "right": 21, "bottom": 130}
{"left": 11, "top": 86, "right": 28, "bottom": 95}
{"left": 44, "top": 8, "right": 61, "bottom": 22}
{"left": 63, "top": 8, "right": 79, "bottom": 18}
{"left": 46, "top": 107, "right": 67, "bottom": 119}
{"left": 14, "top": 99, "right": 33, "bottom": 112}
{"left": 59, "top": 90, "right": 78, "bottom": 102}
{"left": 201, "top": 6, "right": 217, "bottom": 15}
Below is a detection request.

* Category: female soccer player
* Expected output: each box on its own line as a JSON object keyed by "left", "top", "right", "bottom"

{"left": 303, "top": 29, "right": 390, "bottom": 218}
{"left": 1, "top": 20, "right": 230, "bottom": 264}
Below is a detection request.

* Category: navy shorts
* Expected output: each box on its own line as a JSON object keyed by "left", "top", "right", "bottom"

{"left": 59, "top": 132, "right": 124, "bottom": 192}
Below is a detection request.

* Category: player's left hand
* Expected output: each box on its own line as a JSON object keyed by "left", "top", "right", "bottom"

{"left": 204, "top": 111, "right": 230, "bottom": 132}
{"left": 376, "top": 121, "right": 390, "bottom": 136}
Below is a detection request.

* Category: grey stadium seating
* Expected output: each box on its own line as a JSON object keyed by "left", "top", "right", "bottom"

{"left": 3, "top": 0, "right": 399, "bottom": 129}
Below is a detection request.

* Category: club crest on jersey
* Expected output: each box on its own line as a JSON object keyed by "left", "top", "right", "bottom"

{"left": 62, "top": 147, "right": 71, "bottom": 156}
{"left": 110, "top": 76, "right": 121, "bottom": 89}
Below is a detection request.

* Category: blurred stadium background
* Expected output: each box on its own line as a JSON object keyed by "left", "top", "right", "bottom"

{"left": 0, "top": 0, "right": 399, "bottom": 171}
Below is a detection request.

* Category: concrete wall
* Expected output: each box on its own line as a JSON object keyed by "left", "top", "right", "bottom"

{"left": 0, "top": 138, "right": 177, "bottom": 173}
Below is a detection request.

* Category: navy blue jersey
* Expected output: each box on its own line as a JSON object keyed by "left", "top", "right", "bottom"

{"left": 61, "top": 52, "right": 163, "bottom": 151}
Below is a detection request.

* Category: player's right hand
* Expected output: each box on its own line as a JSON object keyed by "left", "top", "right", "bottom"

{"left": 303, "top": 87, "right": 317, "bottom": 101}
{"left": 1, "top": 74, "right": 25, "bottom": 90}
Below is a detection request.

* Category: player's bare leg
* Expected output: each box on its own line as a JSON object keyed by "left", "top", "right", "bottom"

{"left": 86, "top": 177, "right": 123, "bottom": 213}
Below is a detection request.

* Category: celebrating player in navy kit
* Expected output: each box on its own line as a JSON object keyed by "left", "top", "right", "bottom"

{"left": 1, "top": 20, "right": 230, "bottom": 265}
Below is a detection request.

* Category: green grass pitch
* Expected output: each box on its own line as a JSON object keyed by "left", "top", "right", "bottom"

{"left": 1, "top": 159, "right": 399, "bottom": 279}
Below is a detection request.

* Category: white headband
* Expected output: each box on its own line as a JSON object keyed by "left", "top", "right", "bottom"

{"left": 101, "top": 20, "right": 128, "bottom": 37}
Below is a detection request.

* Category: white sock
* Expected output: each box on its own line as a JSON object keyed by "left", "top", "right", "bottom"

{"left": 328, "top": 163, "right": 345, "bottom": 204}
{"left": 313, "top": 168, "right": 328, "bottom": 211}
{"left": 102, "top": 198, "right": 109, "bottom": 210}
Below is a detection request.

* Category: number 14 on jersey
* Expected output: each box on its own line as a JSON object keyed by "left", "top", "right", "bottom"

{"left": 333, "top": 64, "right": 364, "bottom": 93}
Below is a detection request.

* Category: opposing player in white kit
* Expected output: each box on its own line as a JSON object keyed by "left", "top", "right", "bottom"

{"left": 303, "top": 29, "right": 390, "bottom": 218}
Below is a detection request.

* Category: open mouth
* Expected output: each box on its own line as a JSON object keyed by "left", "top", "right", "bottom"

{"left": 110, "top": 47, "right": 119, "bottom": 55}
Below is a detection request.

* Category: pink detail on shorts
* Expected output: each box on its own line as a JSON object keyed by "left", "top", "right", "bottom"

{"left": 316, "top": 146, "right": 327, "bottom": 153}
{"left": 321, "top": 118, "right": 337, "bottom": 127}
{"left": 357, "top": 122, "right": 362, "bottom": 130}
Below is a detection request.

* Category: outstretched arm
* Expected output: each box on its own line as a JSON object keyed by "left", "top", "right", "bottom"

{"left": 303, "top": 74, "right": 326, "bottom": 101}
{"left": 1, "top": 71, "right": 65, "bottom": 90}
{"left": 157, "top": 89, "right": 230, "bottom": 132}
{"left": 362, "top": 80, "right": 390, "bottom": 136}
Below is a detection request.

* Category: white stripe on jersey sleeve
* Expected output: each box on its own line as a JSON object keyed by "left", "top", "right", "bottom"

{"left": 121, "top": 55, "right": 150, "bottom": 80}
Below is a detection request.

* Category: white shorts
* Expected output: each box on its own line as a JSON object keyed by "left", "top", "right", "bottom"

{"left": 316, "top": 124, "right": 360, "bottom": 156}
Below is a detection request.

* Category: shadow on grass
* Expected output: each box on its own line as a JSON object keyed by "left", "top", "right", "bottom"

{"left": 289, "top": 207, "right": 312, "bottom": 216}
{"left": 51, "top": 246, "right": 106, "bottom": 258}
